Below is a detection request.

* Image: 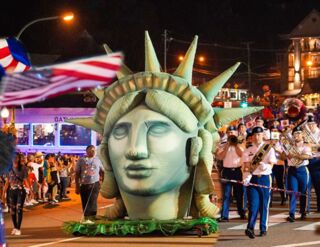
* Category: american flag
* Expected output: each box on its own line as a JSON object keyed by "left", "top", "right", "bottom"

{"left": 0, "top": 37, "right": 31, "bottom": 73}
{"left": 0, "top": 52, "right": 122, "bottom": 106}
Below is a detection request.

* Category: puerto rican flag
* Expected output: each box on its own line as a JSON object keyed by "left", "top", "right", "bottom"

{"left": 0, "top": 52, "right": 122, "bottom": 106}
{"left": 0, "top": 37, "right": 31, "bottom": 73}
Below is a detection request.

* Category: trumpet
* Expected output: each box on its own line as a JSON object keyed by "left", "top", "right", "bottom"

{"left": 227, "top": 135, "right": 241, "bottom": 145}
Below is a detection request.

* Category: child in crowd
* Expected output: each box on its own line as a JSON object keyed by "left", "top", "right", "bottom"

{"left": 24, "top": 167, "right": 39, "bottom": 206}
{"left": 47, "top": 161, "right": 60, "bottom": 205}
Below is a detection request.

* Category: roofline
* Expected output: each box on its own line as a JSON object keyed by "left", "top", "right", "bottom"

{"left": 288, "top": 9, "right": 320, "bottom": 37}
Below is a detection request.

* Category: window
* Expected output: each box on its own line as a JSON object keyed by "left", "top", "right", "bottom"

{"left": 96, "top": 132, "right": 103, "bottom": 146}
{"left": 229, "top": 90, "right": 237, "bottom": 100}
{"left": 16, "top": 124, "right": 30, "bottom": 145}
{"left": 239, "top": 91, "right": 247, "bottom": 101}
{"left": 33, "top": 124, "right": 55, "bottom": 146}
{"left": 60, "top": 124, "right": 91, "bottom": 146}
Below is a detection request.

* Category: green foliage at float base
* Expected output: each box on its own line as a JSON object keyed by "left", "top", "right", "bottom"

{"left": 63, "top": 217, "right": 218, "bottom": 236}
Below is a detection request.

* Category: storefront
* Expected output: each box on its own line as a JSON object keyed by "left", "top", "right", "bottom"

{"left": 14, "top": 108, "right": 99, "bottom": 154}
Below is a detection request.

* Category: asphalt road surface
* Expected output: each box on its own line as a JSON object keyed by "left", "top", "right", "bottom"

{"left": 3, "top": 187, "right": 320, "bottom": 247}
{"left": 3, "top": 187, "right": 218, "bottom": 247}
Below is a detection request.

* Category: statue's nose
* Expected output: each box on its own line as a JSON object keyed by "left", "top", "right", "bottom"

{"left": 125, "top": 129, "right": 148, "bottom": 160}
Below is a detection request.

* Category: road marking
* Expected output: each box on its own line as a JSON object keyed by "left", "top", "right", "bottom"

{"left": 227, "top": 212, "right": 288, "bottom": 230}
{"left": 295, "top": 222, "right": 320, "bottom": 231}
{"left": 28, "top": 237, "right": 83, "bottom": 247}
{"left": 228, "top": 211, "right": 242, "bottom": 219}
{"left": 228, "top": 222, "right": 279, "bottom": 230}
{"left": 272, "top": 240, "right": 320, "bottom": 247}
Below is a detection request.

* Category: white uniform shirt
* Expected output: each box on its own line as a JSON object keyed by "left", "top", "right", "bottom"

{"left": 218, "top": 143, "right": 242, "bottom": 168}
{"left": 242, "top": 142, "right": 277, "bottom": 177}
{"left": 310, "top": 128, "right": 320, "bottom": 144}
{"left": 287, "top": 143, "right": 312, "bottom": 167}
{"left": 264, "top": 128, "right": 271, "bottom": 140}
{"left": 272, "top": 141, "right": 285, "bottom": 165}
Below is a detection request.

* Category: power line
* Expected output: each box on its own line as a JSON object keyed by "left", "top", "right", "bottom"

{"left": 171, "top": 38, "right": 286, "bottom": 52}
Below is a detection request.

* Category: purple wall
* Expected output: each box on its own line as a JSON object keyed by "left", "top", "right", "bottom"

{"left": 15, "top": 108, "right": 95, "bottom": 123}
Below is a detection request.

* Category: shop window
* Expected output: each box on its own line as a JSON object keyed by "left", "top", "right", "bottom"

{"left": 229, "top": 90, "right": 238, "bottom": 100}
{"left": 96, "top": 132, "right": 103, "bottom": 146}
{"left": 16, "top": 124, "right": 30, "bottom": 145}
{"left": 60, "top": 123, "right": 91, "bottom": 146}
{"left": 33, "top": 124, "right": 55, "bottom": 146}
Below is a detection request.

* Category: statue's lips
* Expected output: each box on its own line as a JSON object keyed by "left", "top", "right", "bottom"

{"left": 125, "top": 164, "right": 154, "bottom": 179}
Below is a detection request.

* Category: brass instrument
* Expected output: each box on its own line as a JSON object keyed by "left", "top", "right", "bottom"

{"left": 227, "top": 135, "right": 245, "bottom": 145}
{"left": 280, "top": 129, "right": 302, "bottom": 167}
{"left": 227, "top": 135, "right": 239, "bottom": 145}
{"left": 237, "top": 134, "right": 246, "bottom": 144}
{"left": 300, "top": 121, "right": 318, "bottom": 144}
{"left": 299, "top": 121, "right": 320, "bottom": 155}
{"left": 243, "top": 143, "right": 273, "bottom": 173}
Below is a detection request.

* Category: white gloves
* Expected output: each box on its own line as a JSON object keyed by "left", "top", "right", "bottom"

{"left": 243, "top": 174, "right": 252, "bottom": 186}
{"left": 259, "top": 162, "right": 268, "bottom": 171}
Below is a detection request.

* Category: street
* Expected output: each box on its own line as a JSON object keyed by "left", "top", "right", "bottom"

{"left": 3, "top": 187, "right": 320, "bottom": 247}
{"left": 3, "top": 187, "right": 218, "bottom": 247}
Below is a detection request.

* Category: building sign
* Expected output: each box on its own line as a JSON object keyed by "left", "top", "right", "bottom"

{"left": 224, "top": 101, "right": 232, "bottom": 108}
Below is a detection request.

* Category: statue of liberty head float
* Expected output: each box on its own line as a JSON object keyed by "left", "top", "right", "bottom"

{"left": 66, "top": 31, "right": 262, "bottom": 236}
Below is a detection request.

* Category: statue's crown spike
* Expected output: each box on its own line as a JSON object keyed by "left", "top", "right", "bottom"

{"left": 103, "top": 43, "right": 133, "bottom": 79}
{"left": 173, "top": 35, "right": 198, "bottom": 83}
{"left": 198, "top": 62, "right": 241, "bottom": 103}
{"left": 145, "top": 31, "right": 161, "bottom": 72}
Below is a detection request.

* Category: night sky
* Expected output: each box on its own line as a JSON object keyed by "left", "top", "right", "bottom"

{"left": 1, "top": 0, "right": 320, "bottom": 92}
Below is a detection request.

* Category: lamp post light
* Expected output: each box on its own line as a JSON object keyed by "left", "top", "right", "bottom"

{"left": 1, "top": 107, "right": 10, "bottom": 133}
{"left": 1, "top": 107, "right": 17, "bottom": 136}
{"left": 1, "top": 107, "right": 9, "bottom": 124}
{"left": 16, "top": 12, "right": 74, "bottom": 40}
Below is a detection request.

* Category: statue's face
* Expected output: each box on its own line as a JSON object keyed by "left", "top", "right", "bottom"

{"left": 108, "top": 104, "right": 193, "bottom": 196}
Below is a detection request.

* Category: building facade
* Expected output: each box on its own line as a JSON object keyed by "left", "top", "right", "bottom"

{"left": 283, "top": 9, "right": 320, "bottom": 107}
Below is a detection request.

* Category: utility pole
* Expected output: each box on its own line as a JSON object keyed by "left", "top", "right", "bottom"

{"left": 162, "top": 29, "right": 172, "bottom": 72}
{"left": 242, "top": 42, "right": 254, "bottom": 93}
{"left": 163, "top": 29, "right": 168, "bottom": 72}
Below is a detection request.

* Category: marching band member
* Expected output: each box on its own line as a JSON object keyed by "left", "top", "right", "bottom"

{"left": 242, "top": 126, "right": 277, "bottom": 239}
{"left": 286, "top": 126, "right": 312, "bottom": 222}
{"left": 269, "top": 126, "right": 286, "bottom": 206}
{"left": 254, "top": 116, "right": 271, "bottom": 140}
{"left": 216, "top": 126, "right": 246, "bottom": 222}
{"left": 305, "top": 115, "right": 320, "bottom": 212}
{"left": 237, "top": 122, "right": 247, "bottom": 145}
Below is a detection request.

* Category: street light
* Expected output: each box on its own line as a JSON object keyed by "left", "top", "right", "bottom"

{"left": 16, "top": 12, "right": 74, "bottom": 40}
{"left": 1, "top": 107, "right": 9, "bottom": 133}
{"left": 198, "top": 56, "right": 205, "bottom": 62}
{"left": 1, "top": 107, "right": 9, "bottom": 124}
{"left": 306, "top": 60, "right": 313, "bottom": 67}
{"left": 0, "top": 107, "right": 17, "bottom": 136}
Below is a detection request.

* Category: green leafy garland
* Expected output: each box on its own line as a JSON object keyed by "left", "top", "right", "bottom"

{"left": 63, "top": 217, "right": 218, "bottom": 236}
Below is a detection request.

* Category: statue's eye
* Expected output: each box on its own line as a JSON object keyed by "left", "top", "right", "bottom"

{"left": 112, "top": 124, "right": 129, "bottom": 139}
{"left": 148, "top": 122, "right": 170, "bottom": 136}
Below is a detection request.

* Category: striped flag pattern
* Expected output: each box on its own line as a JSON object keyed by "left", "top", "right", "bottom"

{"left": 0, "top": 37, "right": 31, "bottom": 73}
{"left": 0, "top": 52, "right": 122, "bottom": 106}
